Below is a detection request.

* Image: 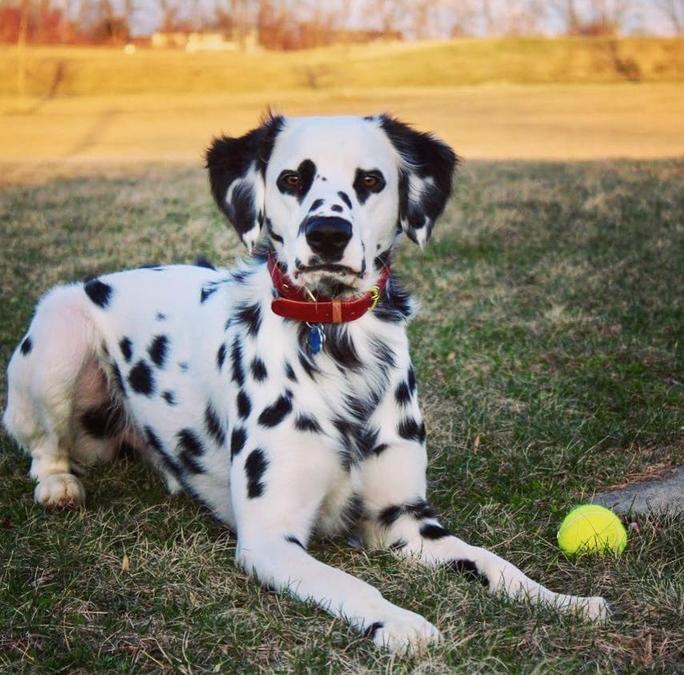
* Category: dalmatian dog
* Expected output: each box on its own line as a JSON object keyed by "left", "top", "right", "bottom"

{"left": 4, "top": 114, "right": 609, "bottom": 652}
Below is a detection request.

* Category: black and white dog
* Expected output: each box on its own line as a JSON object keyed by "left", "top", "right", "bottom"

{"left": 4, "top": 114, "right": 608, "bottom": 652}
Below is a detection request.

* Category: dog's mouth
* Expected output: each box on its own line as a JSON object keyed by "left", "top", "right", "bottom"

{"left": 292, "top": 262, "right": 365, "bottom": 299}
{"left": 294, "top": 263, "right": 364, "bottom": 279}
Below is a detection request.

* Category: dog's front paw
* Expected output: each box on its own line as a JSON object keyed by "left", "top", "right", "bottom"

{"left": 367, "top": 609, "right": 442, "bottom": 654}
{"left": 34, "top": 473, "right": 85, "bottom": 509}
{"left": 575, "top": 595, "right": 611, "bottom": 622}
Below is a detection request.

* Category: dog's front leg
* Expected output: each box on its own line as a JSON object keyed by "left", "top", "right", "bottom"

{"left": 229, "top": 430, "right": 441, "bottom": 652}
{"left": 360, "top": 397, "right": 609, "bottom": 621}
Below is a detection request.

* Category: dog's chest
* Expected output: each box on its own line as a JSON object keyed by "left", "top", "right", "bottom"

{"left": 91, "top": 263, "right": 407, "bottom": 528}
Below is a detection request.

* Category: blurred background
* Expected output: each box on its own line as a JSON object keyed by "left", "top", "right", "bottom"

{"left": 1, "top": 0, "right": 682, "bottom": 165}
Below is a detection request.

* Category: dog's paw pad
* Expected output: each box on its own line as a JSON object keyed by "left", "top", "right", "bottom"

{"left": 34, "top": 473, "right": 85, "bottom": 510}
{"left": 370, "top": 610, "right": 442, "bottom": 653}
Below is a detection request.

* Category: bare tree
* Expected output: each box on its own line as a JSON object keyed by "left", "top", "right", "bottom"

{"left": 376, "top": 0, "right": 407, "bottom": 36}
{"left": 551, "top": 0, "right": 581, "bottom": 34}
{"left": 655, "top": 0, "right": 684, "bottom": 33}
{"left": 499, "top": 0, "right": 547, "bottom": 35}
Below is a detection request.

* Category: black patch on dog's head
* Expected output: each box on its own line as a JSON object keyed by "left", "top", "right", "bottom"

{"left": 206, "top": 113, "right": 284, "bottom": 249}
{"left": 379, "top": 115, "right": 457, "bottom": 246}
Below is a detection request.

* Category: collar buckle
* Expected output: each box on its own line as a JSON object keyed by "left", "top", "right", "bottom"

{"left": 369, "top": 286, "right": 381, "bottom": 310}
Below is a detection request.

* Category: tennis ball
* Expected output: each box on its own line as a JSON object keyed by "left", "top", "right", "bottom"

{"left": 557, "top": 504, "right": 627, "bottom": 556}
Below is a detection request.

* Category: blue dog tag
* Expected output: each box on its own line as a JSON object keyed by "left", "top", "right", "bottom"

{"left": 308, "top": 324, "right": 324, "bottom": 354}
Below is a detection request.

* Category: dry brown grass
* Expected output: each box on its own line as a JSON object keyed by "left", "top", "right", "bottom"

{"left": 0, "top": 83, "right": 683, "bottom": 166}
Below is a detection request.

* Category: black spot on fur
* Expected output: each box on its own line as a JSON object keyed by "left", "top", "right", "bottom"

{"left": 80, "top": 401, "right": 125, "bottom": 439}
{"left": 258, "top": 395, "right": 292, "bottom": 427}
{"left": 245, "top": 448, "right": 268, "bottom": 498}
{"left": 395, "top": 381, "right": 411, "bottom": 405}
{"left": 284, "top": 362, "right": 297, "bottom": 382}
{"left": 406, "top": 499, "right": 437, "bottom": 520}
{"left": 364, "top": 622, "right": 384, "bottom": 639}
{"left": 250, "top": 357, "right": 268, "bottom": 382}
{"left": 194, "top": 256, "right": 216, "bottom": 270}
{"left": 299, "top": 324, "right": 362, "bottom": 370}
{"left": 342, "top": 494, "right": 365, "bottom": 526}
{"left": 379, "top": 499, "right": 436, "bottom": 527}
{"left": 266, "top": 219, "right": 284, "bottom": 244}
{"left": 231, "top": 338, "right": 245, "bottom": 386}
{"left": 162, "top": 390, "right": 176, "bottom": 405}
{"left": 231, "top": 427, "right": 246, "bottom": 458}
{"left": 378, "top": 505, "right": 402, "bottom": 527}
{"left": 448, "top": 559, "right": 489, "bottom": 587}
{"left": 148, "top": 335, "right": 169, "bottom": 368}
{"left": 372, "top": 442, "right": 388, "bottom": 456}
{"left": 20, "top": 336, "right": 32, "bottom": 355}
{"left": 156, "top": 312, "right": 166, "bottom": 321}
{"left": 200, "top": 285, "right": 218, "bottom": 303}
{"left": 295, "top": 414, "right": 321, "bottom": 433}
{"left": 337, "top": 191, "right": 352, "bottom": 209}
{"left": 420, "top": 523, "right": 450, "bottom": 540}
{"left": 144, "top": 426, "right": 164, "bottom": 453}
{"left": 370, "top": 338, "right": 396, "bottom": 369}
{"left": 389, "top": 539, "right": 407, "bottom": 550}
{"left": 119, "top": 337, "right": 133, "bottom": 362}
{"left": 84, "top": 279, "right": 113, "bottom": 308}
{"left": 205, "top": 403, "right": 226, "bottom": 447}
{"left": 217, "top": 343, "right": 227, "bottom": 370}
{"left": 285, "top": 535, "right": 305, "bottom": 549}
{"left": 128, "top": 360, "right": 155, "bottom": 397}
{"left": 237, "top": 390, "right": 251, "bottom": 419}
{"left": 331, "top": 204, "right": 343, "bottom": 213}
{"left": 309, "top": 198, "right": 324, "bottom": 212}
{"left": 398, "top": 418, "right": 426, "bottom": 443}
{"left": 236, "top": 303, "right": 261, "bottom": 336}
{"left": 407, "top": 366, "right": 416, "bottom": 392}
{"left": 176, "top": 428, "right": 206, "bottom": 474}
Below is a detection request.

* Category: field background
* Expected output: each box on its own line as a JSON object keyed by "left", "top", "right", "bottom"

{"left": 1, "top": 37, "right": 683, "bottom": 672}
{"left": 1, "top": 37, "right": 684, "bottom": 166}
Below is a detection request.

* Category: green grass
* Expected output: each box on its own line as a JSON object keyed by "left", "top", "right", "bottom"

{"left": 1, "top": 37, "right": 683, "bottom": 98}
{"left": 1, "top": 160, "right": 683, "bottom": 671}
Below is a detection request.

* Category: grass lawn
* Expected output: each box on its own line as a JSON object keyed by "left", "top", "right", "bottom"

{"left": 0, "top": 157, "right": 682, "bottom": 672}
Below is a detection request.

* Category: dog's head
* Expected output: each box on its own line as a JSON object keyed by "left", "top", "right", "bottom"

{"left": 207, "top": 114, "right": 456, "bottom": 296}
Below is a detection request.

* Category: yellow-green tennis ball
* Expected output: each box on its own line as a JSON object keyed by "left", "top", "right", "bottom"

{"left": 557, "top": 504, "right": 627, "bottom": 556}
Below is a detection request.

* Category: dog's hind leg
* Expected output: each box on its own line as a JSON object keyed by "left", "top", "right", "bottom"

{"left": 360, "top": 439, "right": 610, "bottom": 622}
{"left": 3, "top": 285, "right": 106, "bottom": 509}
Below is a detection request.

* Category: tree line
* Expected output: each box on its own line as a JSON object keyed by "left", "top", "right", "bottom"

{"left": 1, "top": 0, "right": 682, "bottom": 47}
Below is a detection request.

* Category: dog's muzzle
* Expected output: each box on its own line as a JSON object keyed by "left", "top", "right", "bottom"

{"left": 304, "top": 217, "right": 352, "bottom": 262}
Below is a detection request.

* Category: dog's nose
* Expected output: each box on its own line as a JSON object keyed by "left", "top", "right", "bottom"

{"left": 305, "top": 217, "right": 352, "bottom": 262}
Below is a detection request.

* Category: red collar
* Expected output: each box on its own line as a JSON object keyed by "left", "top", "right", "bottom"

{"left": 267, "top": 255, "right": 390, "bottom": 324}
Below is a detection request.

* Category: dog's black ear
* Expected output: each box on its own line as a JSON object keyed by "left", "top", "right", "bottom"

{"left": 206, "top": 114, "right": 284, "bottom": 251}
{"left": 379, "top": 115, "right": 457, "bottom": 247}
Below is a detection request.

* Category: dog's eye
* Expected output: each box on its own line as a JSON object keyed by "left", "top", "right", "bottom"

{"left": 354, "top": 170, "right": 385, "bottom": 196}
{"left": 278, "top": 171, "right": 301, "bottom": 192}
